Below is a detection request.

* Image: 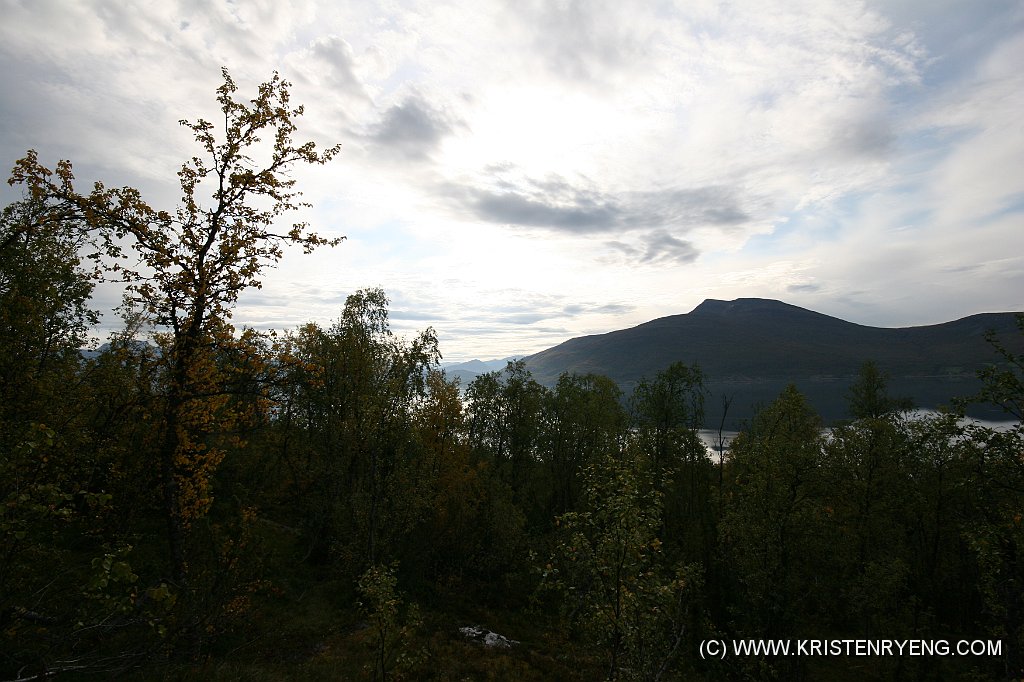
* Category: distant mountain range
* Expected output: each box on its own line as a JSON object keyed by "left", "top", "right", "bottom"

{"left": 440, "top": 356, "right": 524, "bottom": 385}
{"left": 521, "top": 298, "right": 1023, "bottom": 428}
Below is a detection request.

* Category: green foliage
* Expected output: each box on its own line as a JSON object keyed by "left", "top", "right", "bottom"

{"left": 820, "top": 413, "right": 917, "bottom": 633}
{"left": 10, "top": 69, "right": 341, "bottom": 333}
{"left": 720, "top": 386, "right": 827, "bottom": 640}
{"left": 543, "top": 450, "right": 701, "bottom": 680}
{"left": 466, "top": 360, "right": 547, "bottom": 501}
{"left": 4, "top": 68, "right": 340, "bottom": 668}
{"left": 630, "top": 362, "right": 706, "bottom": 468}
{"left": 629, "top": 363, "right": 713, "bottom": 567}
{"left": 463, "top": 361, "right": 546, "bottom": 579}
{"left": 541, "top": 372, "right": 626, "bottom": 517}
{"left": 823, "top": 368, "right": 918, "bottom": 635}
{"left": 955, "top": 321, "right": 1024, "bottom": 674}
{"left": 84, "top": 543, "right": 140, "bottom": 620}
{"left": 357, "top": 563, "right": 423, "bottom": 680}
{"left": 970, "top": 313, "right": 1024, "bottom": 421}
{"left": 9, "top": 69, "right": 340, "bottom": 592}
{"left": 273, "top": 288, "right": 440, "bottom": 570}
{"left": 406, "top": 369, "right": 493, "bottom": 587}
{"left": 845, "top": 360, "right": 913, "bottom": 420}
{"left": 0, "top": 423, "right": 174, "bottom": 677}
{"left": 0, "top": 197, "right": 98, "bottom": 459}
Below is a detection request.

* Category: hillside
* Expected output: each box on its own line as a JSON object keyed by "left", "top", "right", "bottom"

{"left": 524, "top": 298, "right": 1023, "bottom": 427}
{"left": 441, "top": 356, "right": 524, "bottom": 385}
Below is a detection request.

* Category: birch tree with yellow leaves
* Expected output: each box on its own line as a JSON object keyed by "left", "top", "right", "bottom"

{"left": 7, "top": 69, "right": 341, "bottom": 599}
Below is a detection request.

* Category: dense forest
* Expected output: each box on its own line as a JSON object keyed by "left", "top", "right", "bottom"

{"left": 2, "top": 72, "right": 1022, "bottom": 681}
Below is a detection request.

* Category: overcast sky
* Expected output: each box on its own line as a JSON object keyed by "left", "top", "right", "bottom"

{"left": 2, "top": 0, "right": 1022, "bottom": 361}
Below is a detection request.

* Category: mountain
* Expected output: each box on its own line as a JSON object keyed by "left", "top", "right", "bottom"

{"left": 79, "top": 340, "right": 157, "bottom": 361}
{"left": 524, "top": 298, "right": 1023, "bottom": 428}
{"left": 441, "top": 356, "right": 524, "bottom": 385}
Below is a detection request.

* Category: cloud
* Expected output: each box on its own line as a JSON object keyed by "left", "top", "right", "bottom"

{"left": 386, "top": 293, "right": 638, "bottom": 341}
{"left": 305, "top": 35, "right": 369, "bottom": 100}
{"left": 509, "top": 0, "right": 655, "bottom": 85}
{"left": 368, "top": 94, "right": 458, "bottom": 161}
{"left": 499, "top": 313, "right": 551, "bottom": 325}
{"left": 787, "top": 282, "right": 822, "bottom": 293}
{"left": 389, "top": 309, "right": 442, "bottom": 322}
{"left": 606, "top": 231, "right": 701, "bottom": 266}
{"left": 469, "top": 188, "right": 620, "bottom": 231}
{"left": 441, "top": 172, "right": 755, "bottom": 239}
{"left": 563, "top": 302, "right": 634, "bottom": 316}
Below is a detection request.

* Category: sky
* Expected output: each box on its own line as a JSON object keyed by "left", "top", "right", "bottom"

{"left": 1, "top": 0, "right": 1022, "bottom": 362}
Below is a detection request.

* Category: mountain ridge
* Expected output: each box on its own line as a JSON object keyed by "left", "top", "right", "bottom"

{"left": 523, "top": 298, "right": 1023, "bottom": 427}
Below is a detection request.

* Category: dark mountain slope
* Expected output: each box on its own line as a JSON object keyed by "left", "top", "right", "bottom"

{"left": 524, "top": 298, "right": 1023, "bottom": 427}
